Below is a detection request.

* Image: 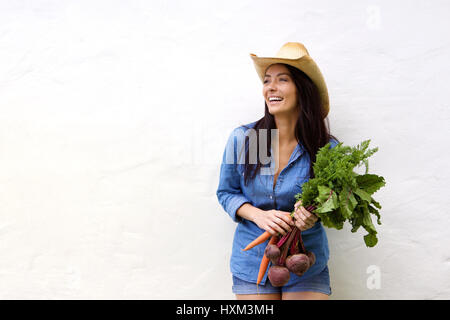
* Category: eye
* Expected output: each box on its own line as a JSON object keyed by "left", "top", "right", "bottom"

{"left": 263, "top": 79, "right": 269, "bottom": 84}
{"left": 280, "top": 78, "right": 288, "bottom": 81}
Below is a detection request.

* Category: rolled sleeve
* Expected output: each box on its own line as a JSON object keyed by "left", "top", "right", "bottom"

{"left": 216, "top": 128, "right": 251, "bottom": 223}
{"left": 329, "top": 137, "right": 340, "bottom": 149}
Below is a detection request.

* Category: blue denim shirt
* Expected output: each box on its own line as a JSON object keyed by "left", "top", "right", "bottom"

{"left": 216, "top": 121, "right": 338, "bottom": 285}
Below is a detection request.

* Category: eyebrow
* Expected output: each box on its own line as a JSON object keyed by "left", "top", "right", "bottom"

{"left": 264, "top": 72, "right": 290, "bottom": 78}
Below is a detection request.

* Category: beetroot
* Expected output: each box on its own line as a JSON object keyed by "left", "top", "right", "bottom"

{"left": 264, "top": 244, "right": 280, "bottom": 261}
{"left": 262, "top": 225, "right": 316, "bottom": 286}
{"left": 285, "top": 253, "right": 310, "bottom": 276}
{"left": 267, "top": 266, "right": 290, "bottom": 287}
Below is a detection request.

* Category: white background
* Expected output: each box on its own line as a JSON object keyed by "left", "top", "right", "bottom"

{"left": 1, "top": 0, "right": 449, "bottom": 299}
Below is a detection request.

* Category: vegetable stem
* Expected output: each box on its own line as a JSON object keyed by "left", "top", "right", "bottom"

{"left": 276, "top": 231, "right": 291, "bottom": 248}
{"left": 289, "top": 228, "right": 300, "bottom": 255}
{"left": 298, "top": 229, "right": 306, "bottom": 253}
{"left": 278, "top": 227, "right": 299, "bottom": 266}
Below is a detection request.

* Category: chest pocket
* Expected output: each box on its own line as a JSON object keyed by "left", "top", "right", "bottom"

{"left": 291, "top": 161, "right": 310, "bottom": 193}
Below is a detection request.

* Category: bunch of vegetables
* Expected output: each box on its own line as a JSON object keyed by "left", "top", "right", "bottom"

{"left": 265, "top": 226, "right": 316, "bottom": 287}
{"left": 243, "top": 213, "right": 316, "bottom": 287}
{"left": 243, "top": 139, "right": 386, "bottom": 287}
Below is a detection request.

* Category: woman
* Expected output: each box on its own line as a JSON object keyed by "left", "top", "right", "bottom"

{"left": 216, "top": 42, "right": 339, "bottom": 300}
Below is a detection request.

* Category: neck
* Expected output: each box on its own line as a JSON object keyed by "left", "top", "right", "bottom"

{"left": 274, "top": 114, "right": 298, "bottom": 146}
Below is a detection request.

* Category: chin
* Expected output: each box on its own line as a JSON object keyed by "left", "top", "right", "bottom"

{"left": 268, "top": 106, "right": 285, "bottom": 115}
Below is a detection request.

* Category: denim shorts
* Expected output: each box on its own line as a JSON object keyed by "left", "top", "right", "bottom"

{"left": 232, "top": 266, "right": 331, "bottom": 295}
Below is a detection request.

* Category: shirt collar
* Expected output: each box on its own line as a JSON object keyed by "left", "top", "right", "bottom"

{"left": 269, "top": 142, "right": 305, "bottom": 166}
{"left": 288, "top": 142, "right": 305, "bottom": 165}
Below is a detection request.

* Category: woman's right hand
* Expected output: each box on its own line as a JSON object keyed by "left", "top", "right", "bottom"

{"left": 253, "top": 209, "right": 295, "bottom": 236}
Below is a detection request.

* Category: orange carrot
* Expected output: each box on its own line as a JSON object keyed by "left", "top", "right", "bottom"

{"left": 242, "top": 212, "right": 294, "bottom": 251}
{"left": 242, "top": 231, "right": 271, "bottom": 251}
{"left": 256, "top": 235, "right": 278, "bottom": 285}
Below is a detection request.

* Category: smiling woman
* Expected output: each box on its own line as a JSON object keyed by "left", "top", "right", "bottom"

{"left": 216, "top": 42, "right": 339, "bottom": 300}
{"left": 245, "top": 59, "right": 336, "bottom": 185}
{"left": 263, "top": 66, "right": 299, "bottom": 118}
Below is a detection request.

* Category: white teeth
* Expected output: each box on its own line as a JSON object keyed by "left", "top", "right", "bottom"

{"left": 269, "top": 97, "right": 283, "bottom": 101}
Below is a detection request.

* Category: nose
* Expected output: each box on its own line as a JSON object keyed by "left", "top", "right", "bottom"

{"left": 266, "top": 80, "right": 278, "bottom": 92}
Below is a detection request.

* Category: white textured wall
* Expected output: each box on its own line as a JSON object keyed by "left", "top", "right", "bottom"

{"left": 1, "top": 0, "right": 449, "bottom": 299}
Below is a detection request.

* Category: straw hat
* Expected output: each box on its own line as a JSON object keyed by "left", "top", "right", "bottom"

{"left": 250, "top": 42, "right": 329, "bottom": 118}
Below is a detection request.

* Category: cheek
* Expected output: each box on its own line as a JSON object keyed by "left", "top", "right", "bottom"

{"left": 293, "top": 95, "right": 299, "bottom": 105}
{"left": 286, "top": 92, "right": 297, "bottom": 105}
{"left": 289, "top": 91, "right": 298, "bottom": 105}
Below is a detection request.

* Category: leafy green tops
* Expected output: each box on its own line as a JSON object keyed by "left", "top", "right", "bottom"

{"left": 295, "top": 140, "right": 386, "bottom": 247}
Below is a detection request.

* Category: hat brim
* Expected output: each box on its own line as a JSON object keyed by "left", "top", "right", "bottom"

{"left": 250, "top": 54, "right": 329, "bottom": 119}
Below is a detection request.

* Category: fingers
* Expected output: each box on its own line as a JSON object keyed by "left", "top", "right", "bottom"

{"left": 268, "top": 211, "right": 293, "bottom": 235}
{"left": 267, "top": 220, "right": 286, "bottom": 235}
{"left": 293, "top": 216, "right": 308, "bottom": 231}
{"left": 278, "top": 211, "right": 295, "bottom": 226}
{"left": 293, "top": 206, "right": 318, "bottom": 231}
{"left": 293, "top": 217, "right": 315, "bottom": 231}
{"left": 293, "top": 207, "right": 307, "bottom": 222}
{"left": 294, "top": 199, "right": 302, "bottom": 210}
{"left": 299, "top": 206, "right": 318, "bottom": 222}
{"left": 266, "top": 226, "right": 277, "bottom": 236}
{"left": 276, "top": 216, "right": 293, "bottom": 233}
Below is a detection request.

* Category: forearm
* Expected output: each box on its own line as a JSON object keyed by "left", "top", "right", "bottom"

{"left": 236, "top": 203, "right": 264, "bottom": 222}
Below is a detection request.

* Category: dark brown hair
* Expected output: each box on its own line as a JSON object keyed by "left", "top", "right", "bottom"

{"left": 241, "top": 63, "right": 339, "bottom": 185}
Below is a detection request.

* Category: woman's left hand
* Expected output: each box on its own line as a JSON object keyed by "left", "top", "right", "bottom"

{"left": 293, "top": 200, "right": 318, "bottom": 231}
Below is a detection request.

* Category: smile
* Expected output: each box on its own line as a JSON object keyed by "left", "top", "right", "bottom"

{"left": 268, "top": 99, "right": 283, "bottom": 104}
{"left": 268, "top": 96, "right": 284, "bottom": 104}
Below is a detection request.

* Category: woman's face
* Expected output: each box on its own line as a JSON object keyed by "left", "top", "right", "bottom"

{"left": 263, "top": 64, "right": 298, "bottom": 116}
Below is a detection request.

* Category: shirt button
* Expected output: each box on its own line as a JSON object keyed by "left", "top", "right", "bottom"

{"left": 269, "top": 195, "right": 273, "bottom": 199}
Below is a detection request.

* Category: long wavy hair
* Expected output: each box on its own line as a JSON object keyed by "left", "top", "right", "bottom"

{"left": 241, "top": 63, "right": 339, "bottom": 186}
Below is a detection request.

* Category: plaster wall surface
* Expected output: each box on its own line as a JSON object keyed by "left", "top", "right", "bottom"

{"left": 0, "top": 0, "right": 449, "bottom": 299}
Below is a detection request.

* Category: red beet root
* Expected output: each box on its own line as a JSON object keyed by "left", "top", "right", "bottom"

{"left": 270, "top": 258, "right": 279, "bottom": 266}
{"left": 267, "top": 266, "right": 290, "bottom": 287}
{"left": 264, "top": 244, "right": 281, "bottom": 260}
{"left": 285, "top": 253, "right": 310, "bottom": 276}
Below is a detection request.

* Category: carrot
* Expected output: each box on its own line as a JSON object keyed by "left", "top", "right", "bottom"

{"left": 242, "top": 231, "right": 271, "bottom": 251}
{"left": 242, "top": 212, "right": 294, "bottom": 251}
{"left": 256, "top": 235, "right": 278, "bottom": 285}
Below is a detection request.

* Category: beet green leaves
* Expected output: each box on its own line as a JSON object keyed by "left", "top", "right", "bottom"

{"left": 295, "top": 140, "right": 386, "bottom": 247}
